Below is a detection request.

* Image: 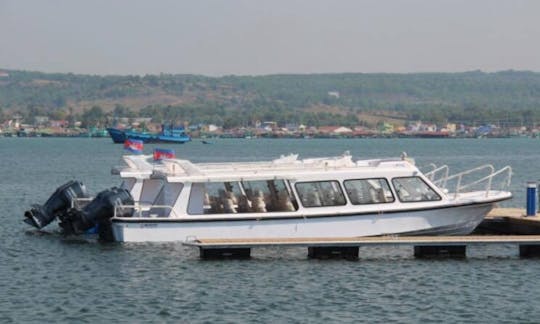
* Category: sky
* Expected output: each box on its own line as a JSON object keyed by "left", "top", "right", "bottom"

{"left": 1, "top": 0, "right": 539, "bottom": 76}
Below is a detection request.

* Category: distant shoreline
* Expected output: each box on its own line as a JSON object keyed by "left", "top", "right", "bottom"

{"left": 1, "top": 133, "right": 535, "bottom": 140}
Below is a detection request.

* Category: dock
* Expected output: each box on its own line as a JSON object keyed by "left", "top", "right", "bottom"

{"left": 183, "top": 208, "right": 540, "bottom": 260}
{"left": 481, "top": 208, "right": 540, "bottom": 234}
{"left": 184, "top": 235, "right": 540, "bottom": 259}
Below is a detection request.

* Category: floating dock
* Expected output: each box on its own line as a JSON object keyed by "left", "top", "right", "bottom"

{"left": 183, "top": 208, "right": 540, "bottom": 260}
{"left": 480, "top": 208, "right": 540, "bottom": 235}
{"left": 184, "top": 235, "right": 540, "bottom": 259}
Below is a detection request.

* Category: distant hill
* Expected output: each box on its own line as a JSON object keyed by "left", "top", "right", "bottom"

{"left": 1, "top": 69, "right": 540, "bottom": 127}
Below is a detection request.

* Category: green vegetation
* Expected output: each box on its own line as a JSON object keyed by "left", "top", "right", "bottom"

{"left": 1, "top": 69, "right": 540, "bottom": 128}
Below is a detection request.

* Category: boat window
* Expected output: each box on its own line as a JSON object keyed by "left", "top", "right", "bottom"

{"left": 241, "top": 180, "right": 298, "bottom": 212}
{"left": 140, "top": 179, "right": 163, "bottom": 204}
{"left": 120, "top": 178, "right": 136, "bottom": 192}
{"left": 188, "top": 180, "right": 298, "bottom": 214}
{"left": 151, "top": 183, "right": 184, "bottom": 217}
{"left": 188, "top": 181, "right": 243, "bottom": 214}
{"left": 392, "top": 177, "right": 441, "bottom": 202}
{"left": 295, "top": 181, "right": 346, "bottom": 207}
{"left": 344, "top": 178, "right": 395, "bottom": 204}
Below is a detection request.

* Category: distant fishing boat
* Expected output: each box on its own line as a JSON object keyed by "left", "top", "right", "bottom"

{"left": 107, "top": 124, "right": 191, "bottom": 144}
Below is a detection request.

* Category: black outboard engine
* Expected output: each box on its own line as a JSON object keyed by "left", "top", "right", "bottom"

{"left": 24, "top": 180, "right": 89, "bottom": 229}
{"left": 59, "top": 187, "right": 134, "bottom": 241}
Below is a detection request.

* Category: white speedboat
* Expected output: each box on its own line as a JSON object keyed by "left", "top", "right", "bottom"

{"left": 106, "top": 152, "right": 511, "bottom": 242}
{"left": 25, "top": 152, "right": 512, "bottom": 242}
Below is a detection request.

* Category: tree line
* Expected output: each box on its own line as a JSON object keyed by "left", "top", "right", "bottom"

{"left": 1, "top": 69, "right": 540, "bottom": 128}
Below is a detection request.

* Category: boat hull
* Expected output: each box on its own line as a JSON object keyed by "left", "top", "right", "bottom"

{"left": 111, "top": 201, "right": 495, "bottom": 242}
{"left": 106, "top": 128, "right": 191, "bottom": 144}
{"left": 106, "top": 128, "right": 126, "bottom": 143}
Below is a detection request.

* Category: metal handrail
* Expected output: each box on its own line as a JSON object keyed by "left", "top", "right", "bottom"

{"left": 421, "top": 163, "right": 438, "bottom": 177}
{"left": 456, "top": 166, "right": 512, "bottom": 197}
{"left": 426, "top": 165, "right": 450, "bottom": 188}
{"left": 424, "top": 163, "right": 512, "bottom": 199}
{"left": 444, "top": 164, "right": 495, "bottom": 183}
{"left": 441, "top": 165, "right": 511, "bottom": 199}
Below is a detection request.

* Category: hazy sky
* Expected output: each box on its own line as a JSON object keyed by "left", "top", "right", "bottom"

{"left": 1, "top": 0, "right": 539, "bottom": 76}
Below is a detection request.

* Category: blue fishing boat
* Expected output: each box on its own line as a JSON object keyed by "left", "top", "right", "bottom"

{"left": 107, "top": 124, "right": 191, "bottom": 144}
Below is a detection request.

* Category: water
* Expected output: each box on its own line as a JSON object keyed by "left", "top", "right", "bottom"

{"left": 1, "top": 137, "right": 540, "bottom": 323}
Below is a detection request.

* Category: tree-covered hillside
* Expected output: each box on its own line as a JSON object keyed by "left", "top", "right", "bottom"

{"left": 1, "top": 69, "right": 540, "bottom": 127}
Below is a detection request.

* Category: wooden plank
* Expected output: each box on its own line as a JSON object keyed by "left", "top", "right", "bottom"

{"left": 487, "top": 207, "right": 525, "bottom": 218}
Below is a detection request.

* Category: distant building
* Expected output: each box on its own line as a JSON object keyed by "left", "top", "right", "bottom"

{"left": 327, "top": 91, "right": 340, "bottom": 99}
{"left": 0, "top": 71, "right": 9, "bottom": 78}
{"left": 34, "top": 116, "right": 49, "bottom": 125}
{"left": 442, "top": 123, "right": 457, "bottom": 133}
{"left": 285, "top": 123, "right": 299, "bottom": 132}
{"left": 378, "top": 122, "right": 394, "bottom": 134}
{"left": 50, "top": 120, "right": 69, "bottom": 128}
{"left": 318, "top": 126, "right": 353, "bottom": 134}
{"left": 262, "top": 121, "right": 277, "bottom": 131}
{"left": 207, "top": 124, "right": 220, "bottom": 132}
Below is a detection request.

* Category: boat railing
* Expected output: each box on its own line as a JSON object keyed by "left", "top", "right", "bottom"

{"left": 424, "top": 165, "right": 450, "bottom": 188}
{"left": 433, "top": 164, "right": 512, "bottom": 198}
{"left": 114, "top": 204, "right": 178, "bottom": 218}
{"left": 421, "top": 163, "right": 437, "bottom": 175}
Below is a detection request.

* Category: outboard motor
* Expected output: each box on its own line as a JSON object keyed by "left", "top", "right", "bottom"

{"left": 59, "top": 187, "right": 134, "bottom": 241}
{"left": 24, "top": 180, "right": 89, "bottom": 229}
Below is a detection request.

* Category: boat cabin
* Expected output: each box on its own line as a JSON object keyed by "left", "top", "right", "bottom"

{"left": 113, "top": 153, "right": 448, "bottom": 219}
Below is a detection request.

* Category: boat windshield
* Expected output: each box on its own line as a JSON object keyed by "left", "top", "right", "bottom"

{"left": 392, "top": 177, "right": 441, "bottom": 202}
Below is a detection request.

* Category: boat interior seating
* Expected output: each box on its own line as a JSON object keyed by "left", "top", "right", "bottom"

{"left": 199, "top": 180, "right": 297, "bottom": 215}
{"left": 295, "top": 181, "right": 346, "bottom": 207}
{"left": 347, "top": 187, "right": 386, "bottom": 204}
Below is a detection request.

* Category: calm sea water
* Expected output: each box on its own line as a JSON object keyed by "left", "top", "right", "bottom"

{"left": 2, "top": 137, "right": 540, "bottom": 323}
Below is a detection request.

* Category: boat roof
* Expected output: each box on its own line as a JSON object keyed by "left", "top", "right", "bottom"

{"left": 112, "top": 152, "right": 419, "bottom": 182}
{"left": 111, "top": 154, "right": 157, "bottom": 178}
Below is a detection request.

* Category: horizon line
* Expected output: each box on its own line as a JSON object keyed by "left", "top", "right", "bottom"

{"left": 1, "top": 67, "right": 540, "bottom": 78}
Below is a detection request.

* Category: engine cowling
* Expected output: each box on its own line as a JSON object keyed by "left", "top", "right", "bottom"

{"left": 58, "top": 187, "right": 134, "bottom": 239}
{"left": 24, "top": 180, "right": 89, "bottom": 229}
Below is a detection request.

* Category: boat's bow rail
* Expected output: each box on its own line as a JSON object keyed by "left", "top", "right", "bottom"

{"left": 428, "top": 164, "right": 512, "bottom": 198}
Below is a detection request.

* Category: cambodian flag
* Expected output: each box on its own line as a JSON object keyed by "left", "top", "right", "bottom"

{"left": 124, "top": 139, "right": 144, "bottom": 154}
{"left": 153, "top": 148, "right": 175, "bottom": 160}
